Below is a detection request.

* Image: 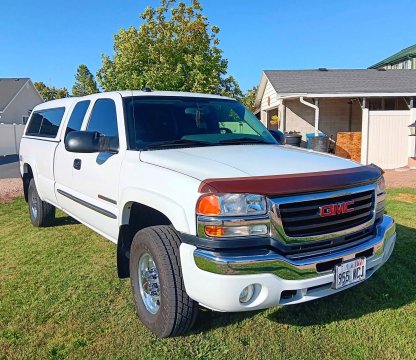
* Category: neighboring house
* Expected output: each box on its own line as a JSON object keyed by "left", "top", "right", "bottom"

{"left": 255, "top": 69, "right": 416, "bottom": 169}
{"left": 0, "top": 78, "right": 43, "bottom": 156}
{"left": 369, "top": 44, "right": 416, "bottom": 70}
{"left": 0, "top": 78, "right": 43, "bottom": 125}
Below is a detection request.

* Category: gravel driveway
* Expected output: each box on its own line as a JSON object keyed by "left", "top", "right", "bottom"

{"left": 0, "top": 169, "right": 415, "bottom": 204}
{"left": 384, "top": 169, "right": 416, "bottom": 188}
{"left": 0, "top": 178, "right": 23, "bottom": 203}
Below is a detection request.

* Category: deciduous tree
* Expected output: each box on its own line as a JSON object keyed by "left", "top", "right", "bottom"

{"left": 241, "top": 86, "right": 258, "bottom": 111}
{"left": 34, "top": 82, "right": 69, "bottom": 101}
{"left": 97, "top": 0, "right": 242, "bottom": 99}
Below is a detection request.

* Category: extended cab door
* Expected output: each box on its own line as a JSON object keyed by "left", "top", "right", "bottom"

{"left": 55, "top": 93, "right": 125, "bottom": 242}
{"left": 55, "top": 99, "right": 92, "bottom": 211}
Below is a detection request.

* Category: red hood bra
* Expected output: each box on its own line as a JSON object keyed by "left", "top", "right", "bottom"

{"left": 198, "top": 165, "right": 382, "bottom": 196}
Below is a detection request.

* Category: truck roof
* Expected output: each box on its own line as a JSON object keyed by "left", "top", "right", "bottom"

{"left": 33, "top": 97, "right": 80, "bottom": 110}
{"left": 116, "top": 90, "right": 234, "bottom": 100}
{"left": 33, "top": 91, "right": 234, "bottom": 110}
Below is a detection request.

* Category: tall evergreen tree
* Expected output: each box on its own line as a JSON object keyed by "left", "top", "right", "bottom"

{"left": 72, "top": 64, "right": 99, "bottom": 96}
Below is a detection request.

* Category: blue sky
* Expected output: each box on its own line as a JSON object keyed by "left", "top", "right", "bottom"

{"left": 1, "top": 0, "right": 415, "bottom": 92}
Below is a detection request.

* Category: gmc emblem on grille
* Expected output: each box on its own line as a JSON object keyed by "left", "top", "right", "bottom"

{"left": 319, "top": 200, "right": 355, "bottom": 217}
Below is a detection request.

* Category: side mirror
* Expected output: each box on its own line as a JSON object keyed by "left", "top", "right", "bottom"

{"left": 269, "top": 130, "right": 285, "bottom": 145}
{"left": 65, "top": 131, "right": 119, "bottom": 154}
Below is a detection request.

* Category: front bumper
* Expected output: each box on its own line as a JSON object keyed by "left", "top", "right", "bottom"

{"left": 179, "top": 215, "right": 396, "bottom": 312}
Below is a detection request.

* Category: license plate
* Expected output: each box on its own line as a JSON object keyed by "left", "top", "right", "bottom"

{"left": 333, "top": 257, "right": 366, "bottom": 289}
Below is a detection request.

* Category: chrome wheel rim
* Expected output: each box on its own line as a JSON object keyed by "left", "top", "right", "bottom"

{"left": 30, "top": 191, "right": 38, "bottom": 219}
{"left": 138, "top": 253, "right": 160, "bottom": 314}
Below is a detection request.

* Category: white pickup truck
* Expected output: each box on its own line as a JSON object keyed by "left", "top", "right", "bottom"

{"left": 20, "top": 91, "right": 396, "bottom": 337}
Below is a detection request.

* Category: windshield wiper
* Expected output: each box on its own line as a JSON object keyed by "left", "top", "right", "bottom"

{"left": 218, "top": 137, "right": 271, "bottom": 145}
{"left": 144, "top": 139, "right": 214, "bottom": 150}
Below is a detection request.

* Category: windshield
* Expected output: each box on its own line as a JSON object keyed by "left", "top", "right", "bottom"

{"left": 123, "top": 96, "right": 277, "bottom": 150}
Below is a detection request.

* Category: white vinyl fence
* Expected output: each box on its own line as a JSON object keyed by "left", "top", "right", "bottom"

{"left": 366, "top": 111, "right": 411, "bottom": 169}
{"left": 0, "top": 124, "right": 26, "bottom": 156}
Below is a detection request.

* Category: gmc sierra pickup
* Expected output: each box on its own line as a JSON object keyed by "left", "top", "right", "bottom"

{"left": 19, "top": 91, "right": 396, "bottom": 338}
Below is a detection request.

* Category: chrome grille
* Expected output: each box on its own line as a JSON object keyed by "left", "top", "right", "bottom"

{"left": 278, "top": 190, "right": 375, "bottom": 238}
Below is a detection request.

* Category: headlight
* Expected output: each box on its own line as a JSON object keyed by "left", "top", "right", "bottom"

{"left": 197, "top": 194, "right": 269, "bottom": 237}
{"left": 197, "top": 193, "right": 267, "bottom": 216}
{"left": 376, "top": 175, "right": 386, "bottom": 195}
{"left": 376, "top": 175, "right": 386, "bottom": 216}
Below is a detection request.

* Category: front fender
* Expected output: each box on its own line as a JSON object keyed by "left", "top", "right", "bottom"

{"left": 119, "top": 153, "right": 203, "bottom": 235}
{"left": 119, "top": 188, "right": 191, "bottom": 233}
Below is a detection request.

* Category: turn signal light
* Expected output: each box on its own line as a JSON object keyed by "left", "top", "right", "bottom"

{"left": 204, "top": 225, "right": 224, "bottom": 237}
{"left": 197, "top": 195, "right": 221, "bottom": 215}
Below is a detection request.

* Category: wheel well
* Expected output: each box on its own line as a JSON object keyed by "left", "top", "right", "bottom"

{"left": 22, "top": 164, "right": 33, "bottom": 202}
{"left": 117, "top": 202, "right": 171, "bottom": 278}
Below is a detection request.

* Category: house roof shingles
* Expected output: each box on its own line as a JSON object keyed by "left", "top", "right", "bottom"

{"left": 0, "top": 78, "right": 30, "bottom": 111}
{"left": 369, "top": 44, "right": 416, "bottom": 69}
{"left": 264, "top": 69, "right": 416, "bottom": 95}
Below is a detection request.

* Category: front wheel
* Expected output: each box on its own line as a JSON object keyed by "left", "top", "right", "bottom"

{"left": 28, "top": 179, "right": 55, "bottom": 227}
{"left": 129, "top": 226, "right": 198, "bottom": 338}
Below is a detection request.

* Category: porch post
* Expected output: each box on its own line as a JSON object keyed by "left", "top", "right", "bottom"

{"left": 279, "top": 100, "right": 286, "bottom": 132}
{"left": 260, "top": 110, "right": 268, "bottom": 127}
{"left": 409, "top": 105, "right": 416, "bottom": 168}
{"left": 360, "top": 98, "right": 369, "bottom": 165}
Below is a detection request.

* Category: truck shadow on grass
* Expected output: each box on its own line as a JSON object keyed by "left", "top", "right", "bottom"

{"left": 192, "top": 308, "right": 261, "bottom": 334}
{"left": 267, "top": 223, "right": 416, "bottom": 326}
{"left": 192, "top": 223, "right": 415, "bottom": 332}
{"left": 53, "top": 215, "right": 80, "bottom": 227}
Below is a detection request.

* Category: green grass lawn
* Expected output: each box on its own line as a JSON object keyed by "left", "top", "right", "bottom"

{"left": 1, "top": 189, "right": 416, "bottom": 360}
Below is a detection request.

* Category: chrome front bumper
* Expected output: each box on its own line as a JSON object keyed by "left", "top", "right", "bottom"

{"left": 194, "top": 215, "right": 396, "bottom": 281}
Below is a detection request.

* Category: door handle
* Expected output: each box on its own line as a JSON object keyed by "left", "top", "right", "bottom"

{"left": 73, "top": 159, "right": 81, "bottom": 170}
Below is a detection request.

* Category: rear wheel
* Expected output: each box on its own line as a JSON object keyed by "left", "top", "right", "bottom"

{"left": 129, "top": 225, "right": 198, "bottom": 338}
{"left": 28, "top": 179, "right": 55, "bottom": 227}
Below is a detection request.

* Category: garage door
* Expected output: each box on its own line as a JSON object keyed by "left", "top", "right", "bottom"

{"left": 367, "top": 110, "right": 410, "bottom": 169}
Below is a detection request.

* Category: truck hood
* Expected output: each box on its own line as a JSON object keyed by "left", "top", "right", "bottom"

{"left": 139, "top": 145, "right": 360, "bottom": 181}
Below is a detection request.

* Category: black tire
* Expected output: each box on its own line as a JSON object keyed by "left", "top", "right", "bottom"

{"left": 28, "top": 179, "right": 55, "bottom": 227}
{"left": 129, "top": 225, "right": 198, "bottom": 338}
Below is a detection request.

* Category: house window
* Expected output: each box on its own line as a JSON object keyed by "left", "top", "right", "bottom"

{"left": 22, "top": 115, "right": 29, "bottom": 124}
{"left": 384, "top": 98, "right": 396, "bottom": 110}
{"left": 369, "top": 98, "right": 382, "bottom": 110}
{"left": 371, "top": 98, "right": 408, "bottom": 111}
{"left": 403, "top": 61, "right": 409, "bottom": 69}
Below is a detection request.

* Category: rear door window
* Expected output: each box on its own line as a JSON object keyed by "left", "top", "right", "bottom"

{"left": 25, "top": 107, "right": 66, "bottom": 138}
{"left": 25, "top": 112, "right": 43, "bottom": 135}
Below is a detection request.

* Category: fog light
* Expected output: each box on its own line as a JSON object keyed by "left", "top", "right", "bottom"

{"left": 239, "top": 284, "right": 255, "bottom": 303}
